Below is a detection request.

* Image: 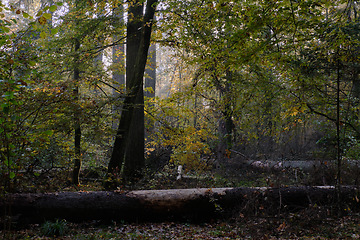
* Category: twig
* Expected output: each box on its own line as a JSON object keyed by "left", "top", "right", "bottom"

{"left": 229, "top": 149, "right": 250, "bottom": 160}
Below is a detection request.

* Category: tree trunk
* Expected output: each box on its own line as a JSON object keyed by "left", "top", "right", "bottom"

{"left": 111, "top": 4, "right": 125, "bottom": 131}
{"left": 217, "top": 72, "right": 234, "bottom": 160}
{"left": 144, "top": 42, "right": 156, "bottom": 141}
{"left": 122, "top": 1, "right": 146, "bottom": 180}
{"left": 2, "top": 186, "right": 358, "bottom": 225}
{"left": 108, "top": 0, "right": 158, "bottom": 181}
{"left": 123, "top": 86, "right": 145, "bottom": 180}
{"left": 144, "top": 43, "right": 156, "bottom": 99}
{"left": 72, "top": 38, "right": 81, "bottom": 185}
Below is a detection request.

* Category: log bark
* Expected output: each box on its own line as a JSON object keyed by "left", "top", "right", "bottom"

{"left": 1, "top": 186, "right": 359, "bottom": 225}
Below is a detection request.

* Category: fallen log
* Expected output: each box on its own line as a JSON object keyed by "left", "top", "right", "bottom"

{"left": 1, "top": 186, "right": 359, "bottom": 225}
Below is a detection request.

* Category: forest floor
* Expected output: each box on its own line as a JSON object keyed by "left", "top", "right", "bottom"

{"left": 3, "top": 156, "right": 360, "bottom": 239}
{"left": 2, "top": 215, "right": 360, "bottom": 239}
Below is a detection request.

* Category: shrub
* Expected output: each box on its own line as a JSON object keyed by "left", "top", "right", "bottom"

{"left": 41, "top": 219, "right": 68, "bottom": 237}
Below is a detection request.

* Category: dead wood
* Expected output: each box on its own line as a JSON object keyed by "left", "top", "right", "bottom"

{"left": 1, "top": 186, "right": 359, "bottom": 225}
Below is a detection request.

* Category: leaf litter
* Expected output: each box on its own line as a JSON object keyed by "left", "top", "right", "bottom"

{"left": 2, "top": 215, "right": 360, "bottom": 239}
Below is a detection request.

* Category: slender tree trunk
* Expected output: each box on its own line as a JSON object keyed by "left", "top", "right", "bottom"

{"left": 145, "top": 42, "right": 156, "bottom": 140}
{"left": 93, "top": 44, "right": 103, "bottom": 96}
{"left": 218, "top": 71, "right": 234, "bottom": 158}
{"left": 351, "top": 72, "right": 360, "bottom": 131}
{"left": 225, "top": 73, "right": 234, "bottom": 142}
{"left": 353, "top": 78, "right": 360, "bottom": 101}
{"left": 351, "top": 76, "right": 360, "bottom": 139}
{"left": 213, "top": 72, "right": 234, "bottom": 160}
{"left": 145, "top": 43, "right": 156, "bottom": 98}
{"left": 262, "top": 74, "right": 275, "bottom": 157}
{"left": 72, "top": 38, "right": 81, "bottom": 185}
{"left": 194, "top": 91, "right": 198, "bottom": 128}
{"left": 112, "top": 4, "right": 125, "bottom": 131}
{"left": 336, "top": 51, "right": 342, "bottom": 215}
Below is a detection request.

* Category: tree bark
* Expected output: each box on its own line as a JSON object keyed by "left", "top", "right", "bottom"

{"left": 108, "top": 0, "right": 158, "bottom": 180}
{"left": 72, "top": 37, "right": 82, "bottom": 185}
{"left": 123, "top": 86, "right": 145, "bottom": 180}
{"left": 216, "top": 72, "right": 234, "bottom": 160}
{"left": 122, "top": 0, "right": 146, "bottom": 180}
{"left": 145, "top": 43, "right": 156, "bottom": 99}
{"left": 111, "top": 4, "right": 125, "bottom": 131}
{"left": 145, "top": 43, "right": 156, "bottom": 141}
{"left": 2, "top": 186, "right": 359, "bottom": 225}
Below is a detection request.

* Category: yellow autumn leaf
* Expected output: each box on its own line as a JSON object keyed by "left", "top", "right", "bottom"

{"left": 38, "top": 16, "right": 47, "bottom": 25}
{"left": 40, "top": 31, "right": 46, "bottom": 39}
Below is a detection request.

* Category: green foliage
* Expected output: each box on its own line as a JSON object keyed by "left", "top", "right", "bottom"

{"left": 0, "top": 4, "right": 42, "bottom": 192}
{"left": 0, "top": 0, "right": 120, "bottom": 191}
{"left": 41, "top": 219, "right": 68, "bottom": 237}
{"left": 156, "top": 0, "right": 360, "bottom": 164}
{"left": 344, "top": 135, "right": 360, "bottom": 160}
{"left": 0, "top": 0, "right": 359, "bottom": 191}
{"left": 168, "top": 126, "right": 212, "bottom": 170}
{"left": 156, "top": 0, "right": 330, "bottom": 159}
{"left": 146, "top": 87, "right": 216, "bottom": 172}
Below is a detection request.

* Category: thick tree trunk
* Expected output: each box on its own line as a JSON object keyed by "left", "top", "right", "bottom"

{"left": 108, "top": 0, "right": 158, "bottom": 180}
{"left": 122, "top": 1, "right": 145, "bottom": 180}
{"left": 2, "top": 186, "right": 359, "bottom": 225}
{"left": 123, "top": 86, "right": 145, "bottom": 180}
